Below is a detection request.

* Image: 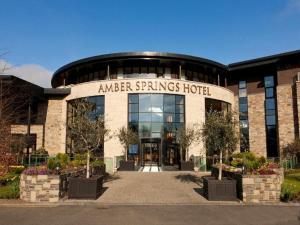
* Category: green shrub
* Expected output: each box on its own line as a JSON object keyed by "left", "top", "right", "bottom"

{"left": 0, "top": 177, "right": 20, "bottom": 199}
{"left": 231, "top": 152, "right": 267, "bottom": 172}
{"left": 91, "top": 159, "right": 104, "bottom": 167}
{"left": 281, "top": 183, "right": 298, "bottom": 201}
{"left": 9, "top": 166, "right": 25, "bottom": 174}
{"left": 47, "top": 153, "right": 69, "bottom": 170}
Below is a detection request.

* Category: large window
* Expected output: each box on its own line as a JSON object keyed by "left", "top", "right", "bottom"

{"left": 264, "top": 76, "right": 278, "bottom": 157}
{"left": 238, "top": 80, "right": 249, "bottom": 152}
{"left": 129, "top": 94, "right": 184, "bottom": 139}
{"left": 128, "top": 94, "right": 185, "bottom": 163}
{"left": 66, "top": 96, "right": 105, "bottom": 154}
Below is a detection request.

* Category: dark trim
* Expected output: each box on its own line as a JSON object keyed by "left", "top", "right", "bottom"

{"left": 44, "top": 88, "right": 71, "bottom": 95}
{"left": 228, "top": 49, "right": 300, "bottom": 71}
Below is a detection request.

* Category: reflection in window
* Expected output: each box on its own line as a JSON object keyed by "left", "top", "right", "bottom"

{"left": 66, "top": 96, "right": 105, "bottom": 154}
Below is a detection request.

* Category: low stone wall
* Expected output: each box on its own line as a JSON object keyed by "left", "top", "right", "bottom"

{"left": 211, "top": 167, "right": 284, "bottom": 203}
{"left": 20, "top": 174, "right": 60, "bottom": 203}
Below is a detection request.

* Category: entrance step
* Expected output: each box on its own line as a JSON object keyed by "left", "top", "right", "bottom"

{"left": 141, "top": 165, "right": 161, "bottom": 172}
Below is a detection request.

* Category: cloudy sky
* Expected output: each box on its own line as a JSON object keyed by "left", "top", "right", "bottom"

{"left": 0, "top": 0, "right": 300, "bottom": 87}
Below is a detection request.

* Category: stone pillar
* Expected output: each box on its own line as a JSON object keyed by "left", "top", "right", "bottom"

{"left": 277, "top": 84, "right": 295, "bottom": 153}
{"left": 247, "top": 92, "right": 267, "bottom": 157}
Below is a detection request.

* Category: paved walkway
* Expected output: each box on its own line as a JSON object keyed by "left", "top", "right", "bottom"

{"left": 96, "top": 171, "right": 213, "bottom": 204}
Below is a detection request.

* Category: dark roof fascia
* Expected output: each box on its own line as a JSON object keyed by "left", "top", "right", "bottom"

{"left": 228, "top": 49, "right": 300, "bottom": 71}
{"left": 53, "top": 51, "right": 227, "bottom": 76}
{"left": 44, "top": 88, "right": 71, "bottom": 95}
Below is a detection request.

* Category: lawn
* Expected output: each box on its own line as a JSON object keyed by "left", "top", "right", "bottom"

{"left": 0, "top": 173, "right": 20, "bottom": 199}
{"left": 281, "top": 169, "right": 300, "bottom": 201}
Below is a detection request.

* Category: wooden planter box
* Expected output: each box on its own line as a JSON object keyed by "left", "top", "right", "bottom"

{"left": 92, "top": 165, "right": 106, "bottom": 176}
{"left": 118, "top": 160, "right": 135, "bottom": 171}
{"left": 203, "top": 176, "right": 237, "bottom": 201}
{"left": 68, "top": 175, "right": 103, "bottom": 199}
{"left": 180, "top": 161, "right": 194, "bottom": 171}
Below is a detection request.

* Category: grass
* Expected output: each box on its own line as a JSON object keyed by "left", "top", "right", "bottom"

{"left": 0, "top": 173, "right": 20, "bottom": 199}
{"left": 281, "top": 169, "right": 300, "bottom": 201}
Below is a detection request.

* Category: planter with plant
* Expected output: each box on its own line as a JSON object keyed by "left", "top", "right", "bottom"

{"left": 67, "top": 98, "right": 110, "bottom": 199}
{"left": 117, "top": 126, "right": 139, "bottom": 171}
{"left": 202, "top": 110, "right": 238, "bottom": 201}
{"left": 177, "top": 125, "right": 200, "bottom": 171}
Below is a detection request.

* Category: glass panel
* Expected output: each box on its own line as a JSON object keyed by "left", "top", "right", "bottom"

{"left": 96, "top": 96, "right": 104, "bottom": 105}
{"left": 164, "top": 114, "right": 175, "bottom": 123}
{"left": 264, "top": 76, "right": 274, "bottom": 87}
{"left": 266, "top": 88, "right": 274, "bottom": 98}
{"left": 139, "top": 94, "right": 151, "bottom": 112}
{"left": 176, "top": 95, "right": 184, "bottom": 105}
{"left": 152, "top": 123, "right": 163, "bottom": 132}
{"left": 266, "top": 109, "right": 276, "bottom": 116}
{"left": 240, "top": 120, "right": 248, "bottom": 128}
{"left": 239, "top": 103, "right": 248, "bottom": 112}
{"left": 139, "top": 123, "right": 151, "bottom": 137}
{"left": 151, "top": 133, "right": 161, "bottom": 138}
{"left": 239, "top": 112, "right": 248, "bottom": 120}
{"left": 152, "top": 113, "right": 163, "bottom": 122}
{"left": 266, "top": 115, "right": 276, "bottom": 125}
{"left": 175, "top": 114, "right": 184, "bottom": 123}
{"left": 129, "top": 94, "right": 138, "bottom": 104}
{"left": 129, "top": 123, "right": 138, "bottom": 132}
{"left": 175, "top": 104, "right": 184, "bottom": 114}
{"left": 129, "top": 113, "right": 138, "bottom": 123}
{"left": 239, "top": 88, "right": 247, "bottom": 97}
{"left": 239, "top": 97, "right": 247, "bottom": 104}
{"left": 129, "top": 144, "right": 138, "bottom": 154}
{"left": 239, "top": 81, "right": 246, "bottom": 89}
{"left": 151, "top": 95, "right": 163, "bottom": 112}
{"left": 129, "top": 104, "right": 138, "bottom": 113}
{"left": 139, "top": 113, "right": 151, "bottom": 122}
{"left": 266, "top": 98, "right": 275, "bottom": 110}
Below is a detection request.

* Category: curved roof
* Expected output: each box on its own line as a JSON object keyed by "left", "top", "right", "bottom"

{"left": 51, "top": 51, "right": 227, "bottom": 87}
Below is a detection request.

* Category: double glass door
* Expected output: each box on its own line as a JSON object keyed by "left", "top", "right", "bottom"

{"left": 141, "top": 141, "right": 161, "bottom": 166}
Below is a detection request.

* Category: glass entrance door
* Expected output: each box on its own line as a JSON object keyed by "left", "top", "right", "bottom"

{"left": 141, "top": 139, "right": 161, "bottom": 166}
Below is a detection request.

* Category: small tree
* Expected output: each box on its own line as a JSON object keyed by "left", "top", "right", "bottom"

{"left": 202, "top": 111, "right": 238, "bottom": 180}
{"left": 177, "top": 125, "right": 201, "bottom": 162}
{"left": 117, "top": 126, "right": 139, "bottom": 161}
{"left": 282, "top": 139, "right": 300, "bottom": 159}
{"left": 67, "top": 98, "right": 110, "bottom": 178}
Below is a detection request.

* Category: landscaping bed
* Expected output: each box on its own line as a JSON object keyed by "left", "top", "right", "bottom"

{"left": 281, "top": 169, "right": 300, "bottom": 202}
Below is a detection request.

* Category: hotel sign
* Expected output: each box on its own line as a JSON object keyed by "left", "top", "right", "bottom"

{"left": 98, "top": 80, "right": 211, "bottom": 96}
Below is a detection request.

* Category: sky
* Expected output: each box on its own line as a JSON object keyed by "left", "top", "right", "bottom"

{"left": 0, "top": 0, "right": 300, "bottom": 87}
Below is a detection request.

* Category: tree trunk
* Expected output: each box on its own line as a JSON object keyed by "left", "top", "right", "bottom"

{"left": 180, "top": 147, "right": 183, "bottom": 162}
{"left": 218, "top": 150, "right": 222, "bottom": 181}
{"left": 125, "top": 146, "right": 128, "bottom": 161}
{"left": 86, "top": 149, "right": 90, "bottom": 179}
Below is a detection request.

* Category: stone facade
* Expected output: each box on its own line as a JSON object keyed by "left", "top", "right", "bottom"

{"left": 11, "top": 124, "right": 44, "bottom": 150}
{"left": 44, "top": 98, "right": 66, "bottom": 155}
{"left": 241, "top": 172, "right": 283, "bottom": 203}
{"left": 65, "top": 79, "right": 235, "bottom": 173}
{"left": 20, "top": 174, "right": 60, "bottom": 203}
{"left": 247, "top": 92, "right": 267, "bottom": 157}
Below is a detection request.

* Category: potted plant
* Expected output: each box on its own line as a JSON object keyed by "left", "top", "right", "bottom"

{"left": 202, "top": 110, "right": 238, "bottom": 201}
{"left": 177, "top": 125, "right": 200, "bottom": 171}
{"left": 91, "top": 159, "right": 106, "bottom": 175}
{"left": 117, "top": 126, "right": 139, "bottom": 171}
{"left": 67, "top": 98, "right": 110, "bottom": 199}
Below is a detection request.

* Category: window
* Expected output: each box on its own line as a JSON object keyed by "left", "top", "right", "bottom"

{"left": 66, "top": 96, "right": 105, "bottom": 154}
{"left": 264, "top": 75, "right": 278, "bottom": 157}
{"left": 238, "top": 80, "right": 249, "bottom": 152}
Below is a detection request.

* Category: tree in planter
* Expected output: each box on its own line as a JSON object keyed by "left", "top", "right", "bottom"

{"left": 177, "top": 125, "right": 201, "bottom": 162}
{"left": 117, "top": 126, "right": 139, "bottom": 161}
{"left": 67, "top": 98, "right": 110, "bottom": 178}
{"left": 202, "top": 111, "right": 238, "bottom": 180}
